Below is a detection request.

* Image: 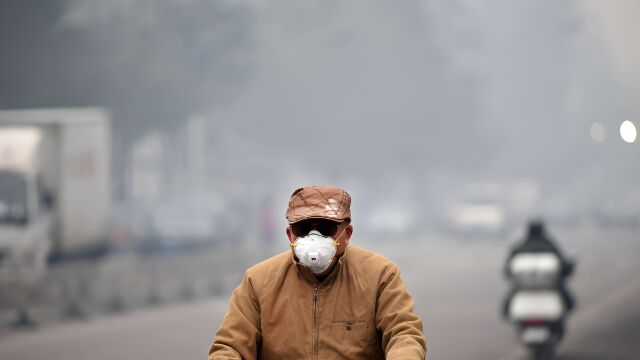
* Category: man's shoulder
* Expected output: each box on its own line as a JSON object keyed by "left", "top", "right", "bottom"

{"left": 245, "top": 250, "right": 292, "bottom": 282}
{"left": 347, "top": 246, "right": 400, "bottom": 273}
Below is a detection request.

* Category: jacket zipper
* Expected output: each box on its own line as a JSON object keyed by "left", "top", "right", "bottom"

{"left": 313, "top": 286, "right": 319, "bottom": 358}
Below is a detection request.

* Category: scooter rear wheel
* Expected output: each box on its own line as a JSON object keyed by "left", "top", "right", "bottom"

{"left": 529, "top": 345, "right": 554, "bottom": 360}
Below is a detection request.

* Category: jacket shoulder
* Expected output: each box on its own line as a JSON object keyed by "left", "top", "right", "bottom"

{"left": 347, "top": 246, "right": 400, "bottom": 274}
{"left": 245, "top": 250, "right": 292, "bottom": 292}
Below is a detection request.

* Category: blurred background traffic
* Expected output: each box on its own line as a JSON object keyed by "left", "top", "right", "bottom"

{"left": 0, "top": 1, "right": 639, "bottom": 359}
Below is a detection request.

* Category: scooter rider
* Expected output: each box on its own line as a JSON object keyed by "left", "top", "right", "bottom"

{"left": 502, "top": 220, "right": 575, "bottom": 318}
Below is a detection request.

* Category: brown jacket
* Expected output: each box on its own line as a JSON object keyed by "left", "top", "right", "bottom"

{"left": 208, "top": 246, "right": 427, "bottom": 359}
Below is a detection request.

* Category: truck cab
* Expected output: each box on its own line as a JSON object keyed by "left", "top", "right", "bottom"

{"left": 0, "top": 127, "right": 51, "bottom": 285}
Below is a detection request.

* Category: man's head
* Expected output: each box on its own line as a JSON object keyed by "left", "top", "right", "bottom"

{"left": 286, "top": 218, "right": 352, "bottom": 257}
{"left": 285, "top": 185, "right": 353, "bottom": 259}
{"left": 527, "top": 220, "right": 546, "bottom": 238}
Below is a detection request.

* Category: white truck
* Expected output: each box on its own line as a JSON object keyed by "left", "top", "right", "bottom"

{"left": 0, "top": 108, "right": 111, "bottom": 293}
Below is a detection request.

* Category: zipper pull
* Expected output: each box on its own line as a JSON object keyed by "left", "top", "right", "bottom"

{"left": 313, "top": 287, "right": 318, "bottom": 302}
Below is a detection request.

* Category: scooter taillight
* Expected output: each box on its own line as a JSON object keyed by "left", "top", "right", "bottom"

{"left": 521, "top": 319, "right": 548, "bottom": 326}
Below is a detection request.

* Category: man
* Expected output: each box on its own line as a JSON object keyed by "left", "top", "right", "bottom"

{"left": 209, "top": 185, "right": 427, "bottom": 360}
{"left": 505, "top": 221, "right": 568, "bottom": 264}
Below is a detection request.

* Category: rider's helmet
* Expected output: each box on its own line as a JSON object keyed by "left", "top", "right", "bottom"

{"left": 527, "top": 220, "right": 545, "bottom": 238}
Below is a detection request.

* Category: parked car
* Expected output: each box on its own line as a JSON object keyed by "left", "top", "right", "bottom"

{"left": 141, "top": 198, "right": 223, "bottom": 254}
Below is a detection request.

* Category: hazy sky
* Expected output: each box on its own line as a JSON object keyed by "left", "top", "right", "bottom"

{"left": 1, "top": 0, "right": 638, "bottom": 200}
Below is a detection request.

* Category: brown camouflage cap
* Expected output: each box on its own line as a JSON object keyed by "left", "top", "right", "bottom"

{"left": 285, "top": 185, "right": 352, "bottom": 224}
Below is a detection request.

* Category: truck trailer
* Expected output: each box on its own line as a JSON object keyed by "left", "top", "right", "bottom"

{"left": 0, "top": 108, "right": 111, "bottom": 274}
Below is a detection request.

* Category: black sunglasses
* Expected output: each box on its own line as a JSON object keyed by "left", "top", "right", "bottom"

{"left": 290, "top": 219, "right": 343, "bottom": 237}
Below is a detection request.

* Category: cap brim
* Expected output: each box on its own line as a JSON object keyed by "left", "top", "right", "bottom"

{"left": 288, "top": 216, "right": 346, "bottom": 224}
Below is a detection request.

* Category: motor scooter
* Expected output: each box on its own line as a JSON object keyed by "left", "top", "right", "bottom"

{"left": 506, "top": 252, "right": 575, "bottom": 360}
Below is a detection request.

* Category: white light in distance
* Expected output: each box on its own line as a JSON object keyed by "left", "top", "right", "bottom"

{"left": 620, "top": 120, "right": 637, "bottom": 143}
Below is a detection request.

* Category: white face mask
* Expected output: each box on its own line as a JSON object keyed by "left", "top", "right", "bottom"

{"left": 292, "top": 229, "right": 343, "bottom": 274}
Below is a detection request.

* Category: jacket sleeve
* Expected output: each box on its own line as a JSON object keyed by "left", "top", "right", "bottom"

{"left": 208, "top": 271, "right": 262, "bottom": 360}
{"left": 375, "top": 265, "right": 427, "bottom": 360}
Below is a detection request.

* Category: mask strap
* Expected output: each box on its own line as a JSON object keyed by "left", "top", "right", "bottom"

{"left": 332, "top": 225, "right": 348, "bottom": 247}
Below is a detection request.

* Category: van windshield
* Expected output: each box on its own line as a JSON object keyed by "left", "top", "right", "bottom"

{"left": 0, "top": 170, "right": 28, "bottom": 225}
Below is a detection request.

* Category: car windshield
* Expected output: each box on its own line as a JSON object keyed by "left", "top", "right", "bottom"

{"left": 0, "top": 170, "right": 28, "bottom": 224}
